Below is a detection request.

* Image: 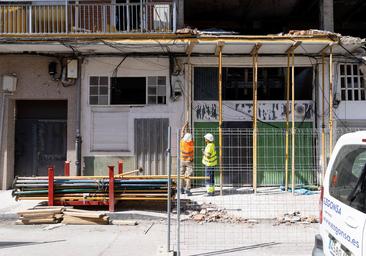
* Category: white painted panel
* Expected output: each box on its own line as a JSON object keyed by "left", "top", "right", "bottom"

{"left": 91, "top": 111, "right": 128, "bottom": 151}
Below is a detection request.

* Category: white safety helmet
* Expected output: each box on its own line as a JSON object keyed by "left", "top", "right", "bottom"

{"left": 183, "top": 133, "right": 192, "bottom": 142}
{"left": 204, "top": 133, "right": 214, "bottom": 142}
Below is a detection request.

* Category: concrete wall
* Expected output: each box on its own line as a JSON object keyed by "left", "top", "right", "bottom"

{"left": 0, "top": 55, "right": 77, "bottom": 189}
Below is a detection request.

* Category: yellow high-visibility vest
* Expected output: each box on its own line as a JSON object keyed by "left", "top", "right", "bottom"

{"left": 202, "top": 142, "right": 217, "bottom": 167}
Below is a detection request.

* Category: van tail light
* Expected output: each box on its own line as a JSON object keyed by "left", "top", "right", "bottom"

{"left": 319, "top": 185, "right": 324, "bottom": 224}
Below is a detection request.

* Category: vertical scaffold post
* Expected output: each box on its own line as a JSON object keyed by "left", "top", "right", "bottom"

{"left": 285, "top": 52, "right": 290, "bottom": 191}
{"left": 64, "top": 161, "right": 70, "bottom": 176}
{"left": 291, "top": 50, "right": 295, "bottom": 195}
{"left": 329, "top": 46, "right": 334, "bottom": 157}
{"left": 118, "top": 160, "right": 123, "bottom": 175}
{"left": 251, "top": 43, "right": 261, "bottom": 193}
{"left": 48, "top": 166, "right": 55, "bottom": 206}
{"left": 321, "top": 52, "right": 326, "bottom": 183}
{"left": 218, "top": 42, "right": 224, "bottom": 196}
{"left": 108, "top": 165, "right": 115, "bottom": 212}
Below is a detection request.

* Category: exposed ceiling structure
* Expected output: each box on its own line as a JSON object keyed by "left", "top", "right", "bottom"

{"left": 0, "top": 34, "right": 363, "bottom": 58}
{"left": 184, "top": 0, "right": 366, "bottom": 38}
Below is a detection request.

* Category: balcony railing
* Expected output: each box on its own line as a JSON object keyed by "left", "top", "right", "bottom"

{"left": 0, "top": 1, "right": 176, "bottom": 34}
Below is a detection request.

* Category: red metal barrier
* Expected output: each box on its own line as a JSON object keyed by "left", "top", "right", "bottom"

{"left": 48, "top": 166, "right": 54, "bottom": 206}
{"left": 118, "top": 160, "right": 123, "bottom": 175}
{"left": 108, "top": 165, "right": 115, "bottom": 212}
{"left": 64, "top": 161, "right": 70, "bottom": 176}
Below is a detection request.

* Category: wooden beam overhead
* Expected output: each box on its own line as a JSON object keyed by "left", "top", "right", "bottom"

{"left": 318, "top": 43, "right": 335, "bottom": 54}
{"left": 215, "top": 41, "right": 225, "bottom": 56}
{"left": 285, "top": 41, "right": 302, "bottom": 54}
{"left": 185, "top": 41, "right": 197, "bottom": 56}
{"left": 250, "top": 43, "right": 262, "bottom": 55}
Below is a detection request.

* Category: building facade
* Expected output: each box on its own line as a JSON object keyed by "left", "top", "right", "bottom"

{"left": 0, "top": 0, "right": 365, "bottom": 190}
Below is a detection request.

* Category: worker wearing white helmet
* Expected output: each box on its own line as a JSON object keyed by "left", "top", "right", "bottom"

{"left": 202, "top": 133, "right": 217, "bottom": 196}
{"left": 180, "top": 130, "right": 194, "bottom": 196}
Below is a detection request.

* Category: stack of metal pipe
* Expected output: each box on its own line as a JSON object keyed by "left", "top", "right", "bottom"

{"left": 12, "top": 176, "right": 176, "bottom": 202}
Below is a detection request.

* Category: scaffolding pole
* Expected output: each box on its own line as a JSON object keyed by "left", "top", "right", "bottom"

{"left": 218, "top": 43, "right": 224, "bottom": 196}
{"left": 251, "top": 43, "right": 260, "bottom": 192}
{"left": 291, "top": 49, "right": 295, "bottom": 195}
{"left": 285, "top": 52, "right": 290, "bottom": 191}
{"left": 329, "top": 46, "right": 333, "bottom": 157}
{"left": 321, "top": 53, "right": 326, "bottom": 183}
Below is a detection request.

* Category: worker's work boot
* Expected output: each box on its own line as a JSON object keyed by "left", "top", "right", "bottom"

{"left": 180, "top": 188, "right": 185, "bottom": 194}
{"left": 185, "top": 190, "right": 192, "bottom": 196}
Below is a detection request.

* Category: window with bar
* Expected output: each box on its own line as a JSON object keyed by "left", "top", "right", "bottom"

{"left": 89, "top": 76, "right": 109, "bottom": 105}
{"left": 147, "top": 76, "right": 167, "bottom": 104}
{"left": 339, "top": 64, "right": 366, "bottom": 101}
{"left": 89, "top": 76, "right": 167, "bottom": 106}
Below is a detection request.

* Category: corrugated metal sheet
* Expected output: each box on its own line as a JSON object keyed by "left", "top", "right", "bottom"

{"left": 134, "top": 118, "right": 169, "bottom": 175}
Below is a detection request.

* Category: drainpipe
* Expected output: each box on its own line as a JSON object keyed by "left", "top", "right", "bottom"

{"left": 0, "top": 93, "right": 6, "bottom": 188}
{"left": 75, "top": 58, "right": 83, "bottom": 176}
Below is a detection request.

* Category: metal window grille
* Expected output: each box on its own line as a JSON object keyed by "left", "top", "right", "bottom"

{"left": 147, "top": 76, "right": 167, "bottom": 105}
{"left": 339, "top": 63, "right": 365, "bottom": 101}
{"left": 89, "top": 76, "right": 108, "bottom": 105}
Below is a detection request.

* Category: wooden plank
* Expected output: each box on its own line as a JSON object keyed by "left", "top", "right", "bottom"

{"left": 20, "top": 218, "right": 57, "bottom": 225}
{"left": 17, "top": 208, "right": 63, "bottom": 215}
{"left": 63, "top": 211, "right": 104, "bottom": 219}
{"left": 111, "top": 220, "right": 138, "bottom": 226}
{"left": 20, "top": 213, "right": 56, "bottom": 218}
{"left": 62, "top": 215, "right": 109, "bottom": 225}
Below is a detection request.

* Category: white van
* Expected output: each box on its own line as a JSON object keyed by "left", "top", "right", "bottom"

{"left": 313, "top": 131, "right": 366, "bottom": 256}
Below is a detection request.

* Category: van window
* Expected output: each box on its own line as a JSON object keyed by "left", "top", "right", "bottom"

{"left": 329, "top": 145, "right": 366, "bottom": 213}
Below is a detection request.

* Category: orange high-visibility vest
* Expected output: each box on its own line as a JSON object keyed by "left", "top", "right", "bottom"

{"left": 180, "top": 140, "right": 194, "bottom": 162}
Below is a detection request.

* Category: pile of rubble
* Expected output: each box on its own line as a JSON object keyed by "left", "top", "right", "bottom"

{"left": 273, "top": 211, "right": 318, "bottom": 226}
{"left": 186, "top": 203, "right": 253, "bottom": 224}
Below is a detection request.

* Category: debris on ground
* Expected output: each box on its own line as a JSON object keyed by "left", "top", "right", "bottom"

{"left": 144, "top": 223, "right": 154, "bottom": 234}
{"left": 16, "top": 206, "right": 109, "bottom": 225}
{"left": 273, "top": 211, "right": 318, "bottom": 226}
{"left": 185, "top": 203, "right": 249, "bottom": 224}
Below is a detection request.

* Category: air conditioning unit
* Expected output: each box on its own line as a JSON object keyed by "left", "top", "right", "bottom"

{"left": 2, "top": 74, "right": 17, "bottom": 92}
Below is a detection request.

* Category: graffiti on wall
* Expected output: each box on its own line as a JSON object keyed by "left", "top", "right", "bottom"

{"left": 193, "top": 101, "right": 314, "bottom": 122}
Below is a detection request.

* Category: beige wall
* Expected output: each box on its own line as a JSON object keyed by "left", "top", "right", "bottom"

{"left": 0, "top": 55, "right": 77, "bottom": 189}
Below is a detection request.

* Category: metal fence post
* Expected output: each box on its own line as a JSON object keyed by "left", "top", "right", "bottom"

{"left": 167, "top": 126, "right": 172, "bottom": 253}
{"left": 176, "top": 128, "right": 181, "bottom": 256}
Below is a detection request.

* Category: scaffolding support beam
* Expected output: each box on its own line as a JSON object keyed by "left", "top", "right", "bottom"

{"left": 321, "top": 53, "right": 326, "bottom": 184}
{"left": 329, "top": 46, "right": 333, "bottom": 157}
{"left": 285, "top": 52, "right": 290, "bottom": 191}
{"left": 291, "top": 49, "right": 295, "bottom": 195}
{"left": 285, "top": 41, "right": 302, "bottom": 54}
{"left": 218, "top": 42, "right": 224, "bottom": 196}
{"left": 251, "top": 43, "right": 261, "bottom": 192}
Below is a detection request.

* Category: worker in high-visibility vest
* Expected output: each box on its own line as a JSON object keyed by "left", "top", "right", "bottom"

{"left": 202, "top": 133, "right": 217, "bottom": 196}
{"left": 180, "top": 132, "right": 194, "bottom": 196}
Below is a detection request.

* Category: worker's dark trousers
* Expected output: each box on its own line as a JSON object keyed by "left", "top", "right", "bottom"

{"left": 204, "top": 166, "right": 215, "bottom": 192}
